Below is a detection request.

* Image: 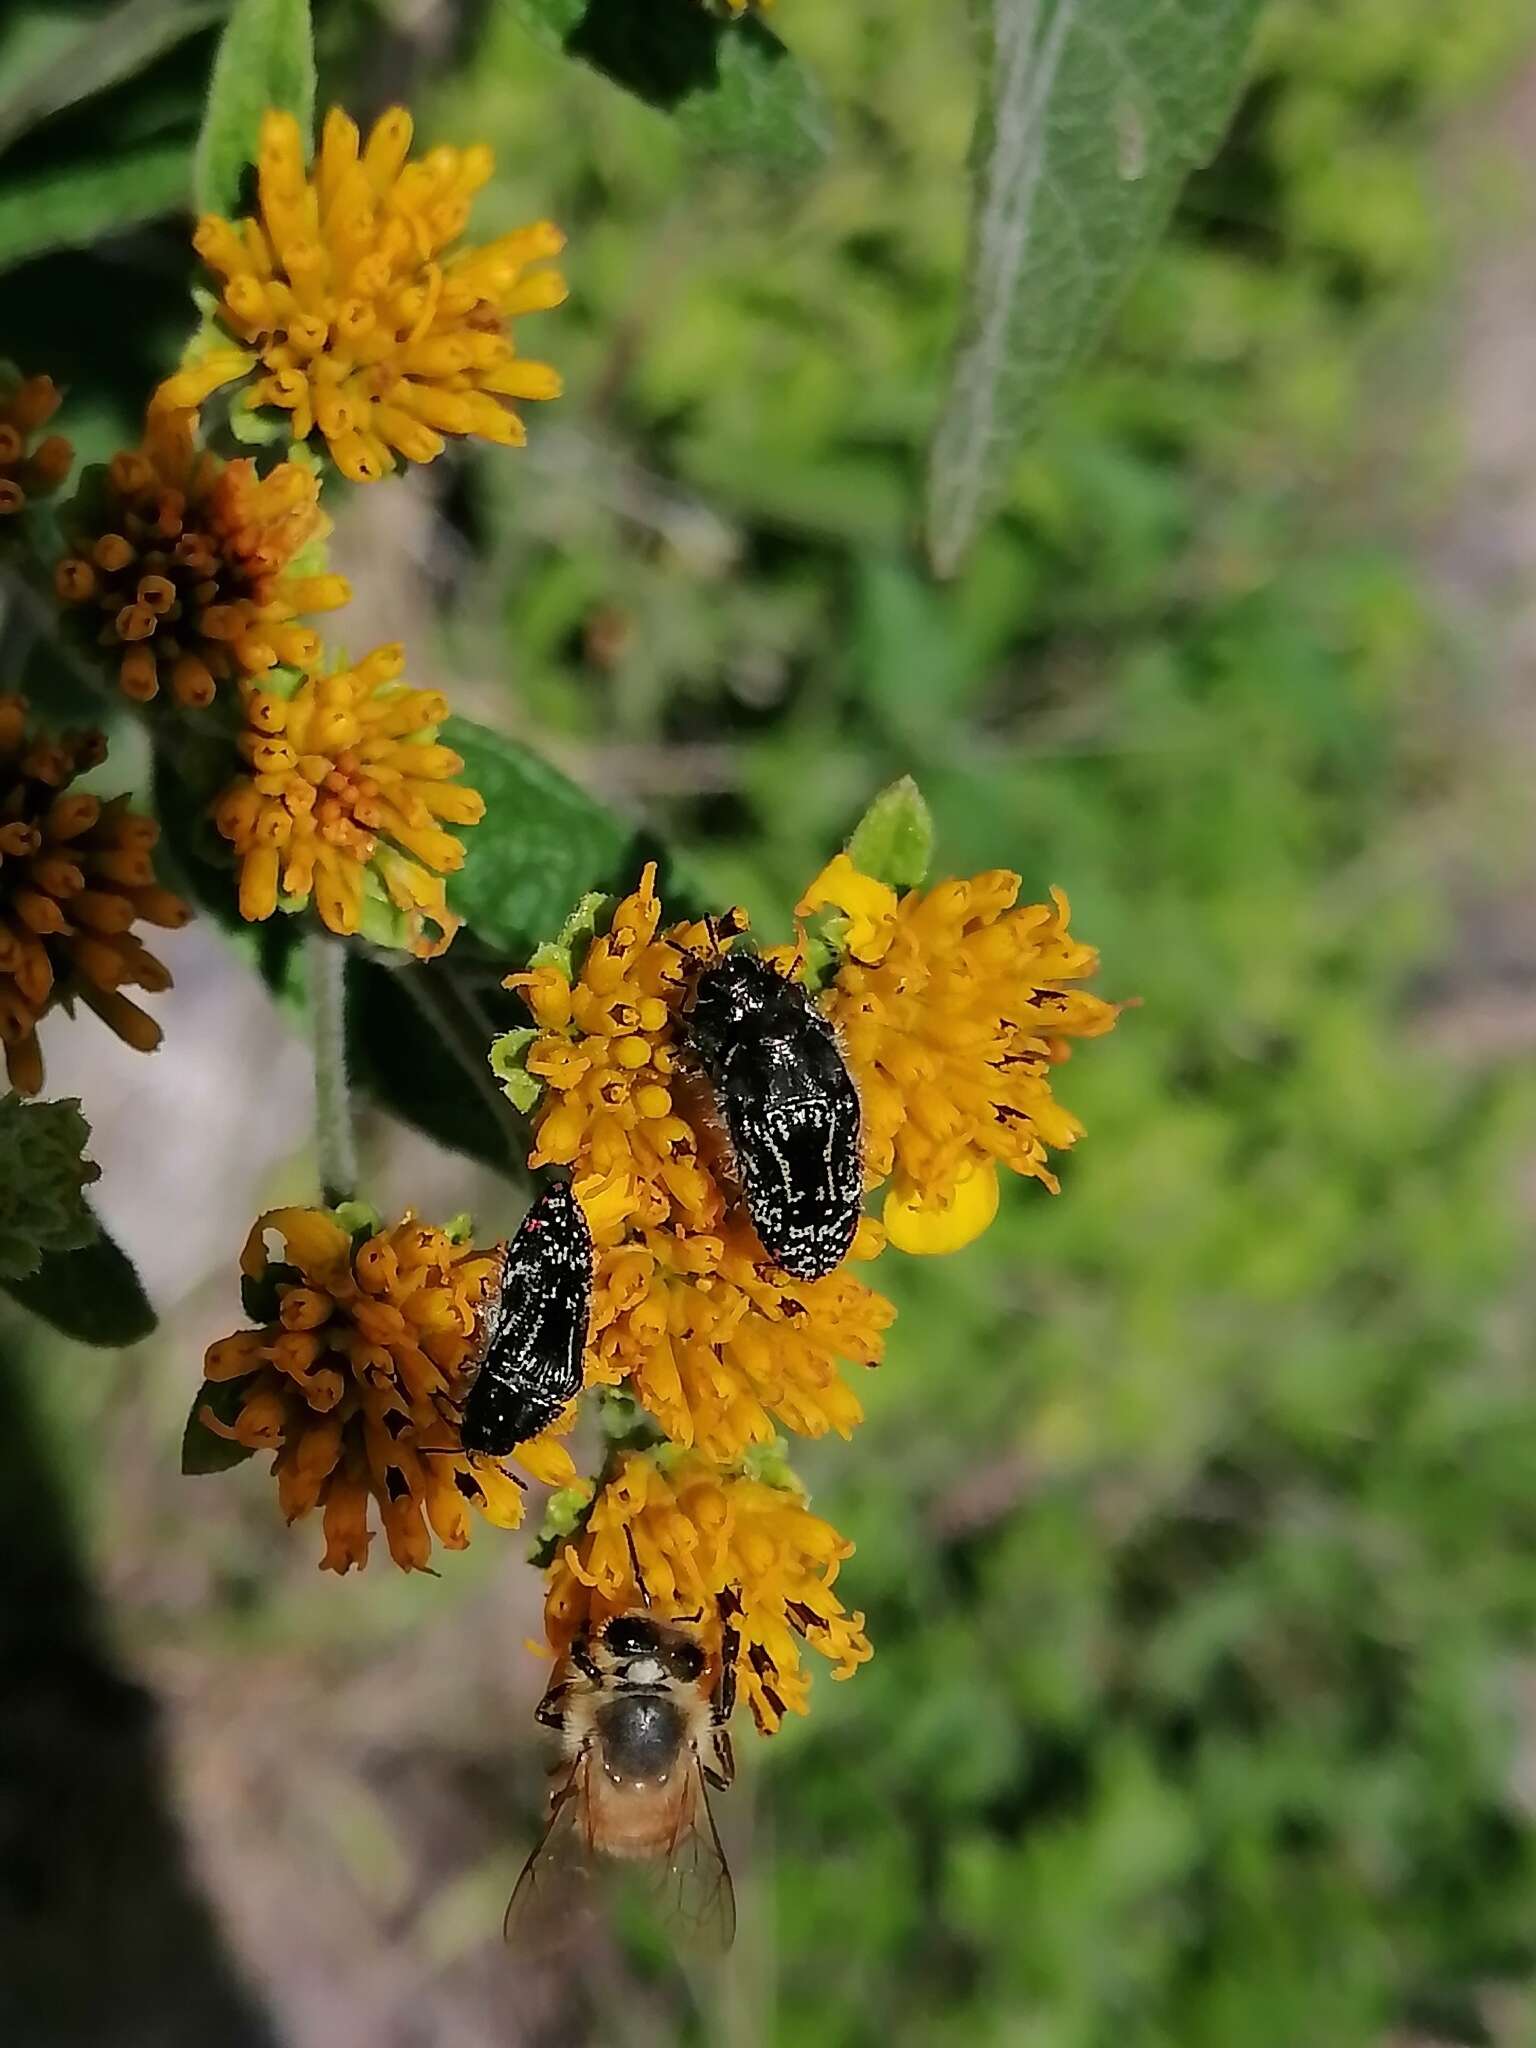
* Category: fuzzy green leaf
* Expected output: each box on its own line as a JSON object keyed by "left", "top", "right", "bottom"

{"left": 0, "top": 141, "right": 190, "bottom": 271}
{"left": 925, "top": 0, "right": 1263, "bottom": 575}
{"left": 846, "top": 776, "right": 934, "bottom": 893}
{"left": 0, "top": 0, "right": 219, "bottom": 157}
{"left": 0, "top": 1094, "right": 101, "bottom": 1283}
{"left": 181, "top": 1375, "right": 257, "bottom": 1475}
{"left": 2, "top": 1224, "right": 156, "bottom": 1346}
{"left": 507, "top": 0, "right": 826, "bottom": 168}
{"left": 193, "top": 0, "right": 315, "bottom": 218}
{"left": 442, "top": 718, "right": 632, "bottom": 960}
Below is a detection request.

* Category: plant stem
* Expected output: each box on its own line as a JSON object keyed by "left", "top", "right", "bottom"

{"left": 308, "top": 932, "right": 357, "bottom": 1206}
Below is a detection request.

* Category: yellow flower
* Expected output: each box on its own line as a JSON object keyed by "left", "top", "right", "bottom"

{"left": 0, "top": 372, "right": 71, "bottom": 522}
{"left": 161, "top": 107, "right": 566, "bottom": 484}
{"left": 545, "top": 1448, "right": 871, "bottom": 1735}
{"left": 212, "top": 643, "right": 484, "bottom": 955}
{"left": 54, "top": 403, "right": 348, "bottom": 707}
{"left": 196, "top": 1206, "right": 584, "bottom": 1573}
{"left": 805, "top": 859, "right": 1118, "bottom": 1253}
{"left": 505, "top": 865, "right": 893, "bottom": 1458}
{"left": 0, "top": 694, "right": 188, "bottom": 1095}
{"left": 586, "top": 1213, "right": 891, "bottom": 1461}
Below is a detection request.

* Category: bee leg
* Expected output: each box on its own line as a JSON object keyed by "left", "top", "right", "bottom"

{"left": 624, "top": 1525, "right": 652, "bottom": 1606}
{"left": 703, "top": 1727, "right": 735, "bottom": 1790}
{"left": 535, "top": 1680, "right": 573, "bottom": 1729}
{"left": 710, "top": 1587, "right": 742, "bottom": 1725}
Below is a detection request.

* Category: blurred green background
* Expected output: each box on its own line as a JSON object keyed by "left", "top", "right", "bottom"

{"left": 8, "top": 1, "right": 1536, "bottom": 2043}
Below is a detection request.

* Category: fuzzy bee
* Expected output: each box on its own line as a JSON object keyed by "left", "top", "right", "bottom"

{"left": 505, "top": 1595, "right": 741, "bottom": 1953}
{"left": 681, "top": 944, "right": 863, "bottom": 1282}
{"left": 459, "top": 1180, "right": 593, "bottom": 1457}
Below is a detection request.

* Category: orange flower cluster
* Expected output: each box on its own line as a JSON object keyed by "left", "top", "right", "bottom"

{"left": 0, "top": 695, "right": 187, "bottom": 1095}
{"left": 196, "top": 1206, "right": 582, "bottom": 1572}
{"left": 0, "top": 373, "right": 71, "bottom": 523}
{"left": 54, "top": 406, "right": 348, "bottom": 708}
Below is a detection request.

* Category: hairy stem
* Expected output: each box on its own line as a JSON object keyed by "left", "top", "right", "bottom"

{"left": 308, "top": 932, "right": 357, "bottom": 1206}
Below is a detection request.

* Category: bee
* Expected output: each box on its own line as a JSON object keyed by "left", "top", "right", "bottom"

{"left": 459, "top": 1180, "right": 592, "bottom": 1457}
{"left": 506, "top": 1593, "right": 741, "bottom": 1953}
{"left": 681, "top": 944, "right": 863, "bottom": 1283}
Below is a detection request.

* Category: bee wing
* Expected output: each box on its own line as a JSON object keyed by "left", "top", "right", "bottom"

{"left": 503, "top": 1752, "right": 603, "bottom": 1960}
{"left": 639, "top": 1757, "right": 737, "bottom": 1955}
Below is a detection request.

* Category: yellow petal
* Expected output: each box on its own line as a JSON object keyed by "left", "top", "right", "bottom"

{"left": 882, "top": 1158, "right": 999, "bottom": 1256}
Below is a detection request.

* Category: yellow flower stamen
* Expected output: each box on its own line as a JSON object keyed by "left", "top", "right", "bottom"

{"left": 213, "top": 644, "right": 485, "bottom": 956}
{"left": 546, "top": 1448, "right": 870, "bottom": 1735}
{"left": 54, "top": 403, "right": 347, "bottom": 706}
{"left": 164, "top": 107, "right": 566, "bottom": 481}
{"left": 803, "top": 859, "right": 1118, "bottom": 1252}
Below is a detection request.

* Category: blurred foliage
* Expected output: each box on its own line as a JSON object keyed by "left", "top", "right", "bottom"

{"left": 5, "top": 0, "right": 1536, "bottom": 2042}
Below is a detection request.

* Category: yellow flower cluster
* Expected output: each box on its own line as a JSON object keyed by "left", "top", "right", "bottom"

{"left": 546, "top": 1448, "right": 870, "bottom": 1735}
{"left": 803, "top": 853, "right": 1119, "bottom": 1254}
{"left": 0, "top": 373, "right": 71, "bottom": 524}
{"left": 55, "top": 404, "right": 348, "bottom": 706}
{"left": 0, "top": 694, "right": 187, "bottom": 1095}
{"left": 196, "top": 1206, "right": 582, "bottom": 1572}
{"left": 212, "top": 643, "right": 484, "bottom": 954}
{"left": 508, "top": 864, "right": 893, "bottom": 1461}
{"left": 162, "top": 106, "right": 565, "bottom": 483}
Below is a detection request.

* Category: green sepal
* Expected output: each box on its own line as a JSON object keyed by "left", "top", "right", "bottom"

{"left": 0, "top": 1093, "right": 101, "bottom": 1283}
{"left": 846, "top": 776, "right": 933, "bottom": 892}
{"left": 741, "top": 1435, "right": 804, "bottom": 1496}
{"left": 240, "top": 1259, "right": 302, "bottom": 1325}
{"left": 332, "top": 1200, "right": 384, "bottom": 1249}
{"left": 226, "top": 403, "right": 289, "bottom": 449}
{"left": 529, "top": 890, "right": 614, "bottom": 979}
{"left": 181, "top": 1375, "right": 258, "bottom": 1475}
{"left": 442, "top": 1212, "right": 474, "bottom": 1245}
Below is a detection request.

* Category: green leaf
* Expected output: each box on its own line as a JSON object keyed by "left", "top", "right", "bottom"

{"left": 0, "top": 0, "right": 220, "bottom": 157}
{"left": 181, "top": 1374, "right": 257, "bottom": 1475}
{"left": 925, "top": 0, "right": 1263, "bottom": 576}
{"left": 507, "top": 0, "right": 826, "bottom": 168}
{"left": 193, "top": 0, "right": 316, "bottom": 218}
{"left": 847, "top": 776, "right": 934, "bottom": 892}
{"left": 0, "top": 1094, "right": 101, "bottom": 1283}
{"left": 1, "top": 1220, "right": 156, "bottom": 1346}
{"left": 0, "top": 141, "right": 190, "bottom": 271}
{"left": 442, "top": 717, "right": 632, "bottom": 959}
{"left": 488, "top": 1026, "right": 541, "bottom": 1114}
{"left": 345, "top": 952, "right": 524, "bottom": 1175}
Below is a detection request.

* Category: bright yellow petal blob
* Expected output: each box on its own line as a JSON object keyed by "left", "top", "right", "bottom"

{"left": 811, "top": 862, "right": 1117, "bottom": 1229}
{"left": 797, "top": 850, "right": 899, "bottom": 961}
{"left": 54, "top": 402, "right": 347, "bottom": 707}
{"left": 165, "top": 106, "right": 566, "bottom": 481}
{"left": 197, "top": 1207, "right": 584, "bottom": 1573}
{"left": 883, "top": 1156, "right": 999, "bottom": 1255}
{"left": 0, "top": 694, "right": 188, "bottom": 1096}
{"left": 212, "top": 643, "right": 484, "bottom": 956}
{"left": 545, "top": 1448, "right": 870, "bottom": 1735}
{"left": 504, "top": 865, "right": 893, "bottom": 1459}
